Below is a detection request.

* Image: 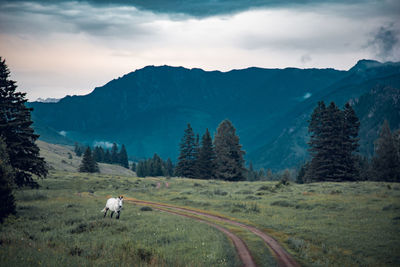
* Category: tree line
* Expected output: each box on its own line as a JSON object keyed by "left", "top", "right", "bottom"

{"left": 298, "top": 101, "right": 400, "bottom": 183}
{"left": 175, "top": 119, "right": 246, "bottom": 181}
{"left": 135, "top": 154, "right": 174, "bottom": 177}
{"left": 76, "top": 142, "right": 130, "bottom": 173}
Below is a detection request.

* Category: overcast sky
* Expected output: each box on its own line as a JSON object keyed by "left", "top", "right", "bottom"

{"left": 0, "top": 0, "right": 399, "bottom": 100}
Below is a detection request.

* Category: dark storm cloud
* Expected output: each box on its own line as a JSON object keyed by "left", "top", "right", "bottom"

{"left": 0, "top": 1, "right": 159, "bottom": 38}
{"left": 0, "top": 0, "right": 372, "bottom": 18}
{"left": 369, "top": 24, "right": 399, "bottom": 61}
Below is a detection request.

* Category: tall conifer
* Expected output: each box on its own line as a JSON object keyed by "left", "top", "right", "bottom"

{"left": 119, "top": 144, "right": 129, "bottom": 168}
{"left": 197, "top": 128, "right": 215, "bottom": 179}
{"left": 214, "top": 119, "right": 245, "bottom": 181}
{"left": 175, "top": 123, "right": 197, "bottom": 178}
{"left": 0, "top": 57, "right": 47, "bottom": 187}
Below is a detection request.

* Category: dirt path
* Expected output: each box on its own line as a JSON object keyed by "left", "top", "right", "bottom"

{"left": 126, "top": 198, "right": 300, "bottom": 267}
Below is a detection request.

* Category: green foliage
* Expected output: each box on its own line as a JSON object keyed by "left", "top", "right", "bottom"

{"left": 79, "top": 147, "right": 99, "bottom": 173}
{"left": 214, "top": 120, "right": 246, "bottom": 181}
{"left": 0, "top": 138, "right": 15, "bottom": 223}
{"left": 0, "top": 57, "right": 48, "bottom": 187}
{"left": 136, "top": 154, "right": 174, "bottom": 177}
{"left": 196, "top": 128, "right": 215, "bottom": 179}
{"left": 175, "top": 123, "right": 198, "bottom": 178}
{"left": 305, "top": 101, "right": 360, "bottom": 182}
{"left": 371, "top": 120, "right": 400, "bottom": 181}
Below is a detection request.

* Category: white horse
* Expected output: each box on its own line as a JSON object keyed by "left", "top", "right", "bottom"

{"left": 101, "top": 196, "right": 124, "bottom": 219}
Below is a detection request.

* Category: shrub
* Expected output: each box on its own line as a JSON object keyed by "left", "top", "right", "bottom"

{"left": 270, "top": 200, "right": 294, "bottom": 207}
{"left": 140, "top": 206, "right": 153, "bottom": 211}
{"left": 214, "top": 189, "right": 228, "bottom": 196}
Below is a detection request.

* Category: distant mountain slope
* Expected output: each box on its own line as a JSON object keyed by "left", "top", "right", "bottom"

{"left": 248, "top": 61, "right": 400, "bottom": 169}
{"left": 30, "top": 60, "right": 400, "bottom": 170}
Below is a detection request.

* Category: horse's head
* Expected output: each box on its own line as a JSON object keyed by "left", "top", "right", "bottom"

{"left": 118, "top": 195, "right": 124, "bottom": 209}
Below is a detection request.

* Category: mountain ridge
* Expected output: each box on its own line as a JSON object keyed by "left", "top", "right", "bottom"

{"left": 29, "top": 59, "right": 400, "bottom": 170}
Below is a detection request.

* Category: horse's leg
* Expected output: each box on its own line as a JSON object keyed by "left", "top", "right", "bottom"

{"left": 116, "top": 211, "right": 120, "bottom": 219}
{"left": 110, "top": 211, "right": 114, "bottom": 218}
{"left": 103, "top": 207, "right": 109, "bottom": 218}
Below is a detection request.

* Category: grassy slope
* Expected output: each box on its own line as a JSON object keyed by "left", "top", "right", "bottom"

{"left": 37, "top": 140, "right": 136, "bottom": 176}
{"left": 2, "top": 142, "right": 399, "bottom": 266}
{"left": 0, "top": 172, "right": 239, "bottom": 266}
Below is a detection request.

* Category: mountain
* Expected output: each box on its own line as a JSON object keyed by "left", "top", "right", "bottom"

{"left": 29, "top": 60, "right": 400, "bottom": 170}
{"left": 248, "top": 60, "right": 400, "bottom": 169}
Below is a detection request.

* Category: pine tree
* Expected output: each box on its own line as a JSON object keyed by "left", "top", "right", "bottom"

{"left": 0, "top": 57, "right": 47, "bottom": 187}
{"left": 371, "top": 120, "right": 400, "bottom": 181}
{"left": 0, "top": 138, "right": 16, "bottom": 223}
{"left": 197, "top": 128, "right": 215, "bottom": 179}
{"left": 164, "top": 158, "right": 174, "bottom": 177}
{"left": 214, "top": 119, "right": 246, "bottom": 181}
{"left": 175, "top": 123, "right": 197, "bottom": 178}
{"left": 104, "top": 149, "right": 112, "bottom": 163}
{"left": 136, "top": 161, "right": 145, "bottom": 177}
{"left": 79, "top": 147, "right": 99, "bottom": 173}
{"left": 74, "top": 142, "right": 83, "bottom": 157}
{"left": 131, "top": 162, "right": 136, "bottom": 172}
{"left": 305, "top": 101, "right": 360, "bottom": 182}
{"left": 152, "top": 153, "right": 163, "bottom": 176}
{"left": 111, "top": 143, "right": 119, "bottom": 164}
{"left": 93, "top": 146, "right": 104, "bottom": 163}
{"left": 341, "top": 103, "right": 360, "bottom": 180}
{"left": 119, "top": 144, "right": 129, "bottom": 168}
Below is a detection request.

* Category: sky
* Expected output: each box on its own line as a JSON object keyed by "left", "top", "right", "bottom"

{"left": 0, "top": 0, "right": 399, "bottom": 101}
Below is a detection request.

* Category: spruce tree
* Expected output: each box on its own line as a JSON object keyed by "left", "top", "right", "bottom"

{"left": 371, "top": 120, "right": 400, "bottom": 181}
{"left": 79, "top": 147, "right": 99, "bottom": 173}
{"left": 305, "top": 101, "right": 360, "bottom": 182}
{"left": 0, "top": 57, "right": 47, "bottom": 187}
{"left": 152, "top": 153, "right": 163, "bottom": 176}
{"left": 175, "top": 123, "right": 197, "bottom": 178}
{"left": 0, "top": 138, "right": 16, "bottom": 223}
{"left": 93, "top": 146, "right": 104, "bottom": 163}
{"left": 214, "top": 119, "right": 246, "bottom": 181}
{"left": 104, "top": 149, "right": 112, "bottom": 163}
{"left": 111, "top": 143, "right": 119, "bottom": 164}
{"left": 131, "top": 162, "right": 136, "bottom": 172}
{"left": 341, "top": 103, "right": 360, "bottom": 180}
{"left": 197, "top": 128, "right": 215, "bottom": 180}
{"left": 164, "top": 158, "right": 174, "bottom": 177}
{"left": 119, "top": 144, "right": 129, "bottom": 168}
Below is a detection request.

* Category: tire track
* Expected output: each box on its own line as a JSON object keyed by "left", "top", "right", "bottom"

{"left": 126, "top": 198, "right": 300, "bottom": 267}
{"left": 126, "top": 199, "right": 256, "bottom": 267}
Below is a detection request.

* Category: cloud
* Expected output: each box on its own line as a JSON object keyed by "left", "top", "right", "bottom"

{"left": 93, "top": 141, "right": 114, "bottom": 148}
{"left": 303, "top": 92, "right": 312, "bottom": 100}
{"left": 59, "top": 130, "right": 67, "bottom": 136}
{"left": 369, "top": 23, "right": 400, "bottom": 61}
{"left": 0, "top": 0, "right": 373, "bottom": 18}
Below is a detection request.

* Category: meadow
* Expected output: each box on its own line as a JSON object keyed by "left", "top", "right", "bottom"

{"left": 1, "top": 143, "right": 399, "bottom": 266}
{"left": 1, "top": 170, "right": 399, "bottom": 266}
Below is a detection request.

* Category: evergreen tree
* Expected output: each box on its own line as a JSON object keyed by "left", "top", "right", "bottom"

{"left": 131, "top": 162, "right": 136, "bottom": 172}
{"left": 341, "top": 103, "right": 360, "bottom": 181}
{"left": 104, "top": 149, "right": 112, "bottom": 163}
{"left": 119, "top": 144, "right": 129, "bottom": 168}
{"left": 79, "top": 147, "right": 99, "bottom": 173}
{"left": 136, "top": 161, "right": 145, "bottom": 177}
{"left": 151, "top": 153, "right": 163, "bottom": 176}
{"left": 93, "top": 146, "right": 104, "bottom": 163}
{"left": 0, "top": 57, "right": 47, "bottom": 187}
{"left": 74, "top": 142, "right": 83, "bottom": 157}
{"left": 214, "top": 119, "right": 246, "bottom": 181}
{"left": 164, "top": 158, "right": 174, "bottom": 177}
{"left": 111, "top": 143, "right": 119, "bottom": 164}
{"left": 246, "top": 161, "right": 257, "bottom": 181}
{"left": 197, "top": 128, "right": 215, "bottom": 180}
{"left": 175, "top": 123, "right": 197, "bottom": 178}
{"left": 0, "top": 138, "right": 16, "bottom": 223}
{"left": 305, "top": 101, "right": 360, "bottom": 182}
{"left": 371, "top": 120, "right": 400, "bottom": 181}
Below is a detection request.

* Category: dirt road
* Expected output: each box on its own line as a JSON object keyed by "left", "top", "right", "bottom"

{"left": 125, "top": 198, "right": 300, "bottom": 267}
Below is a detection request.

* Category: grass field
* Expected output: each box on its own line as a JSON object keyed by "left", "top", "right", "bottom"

{"left": 1, "top": 142, "right": 399, "bottom": 266}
